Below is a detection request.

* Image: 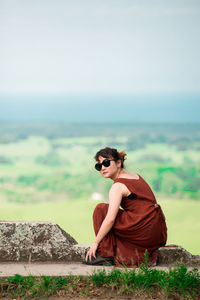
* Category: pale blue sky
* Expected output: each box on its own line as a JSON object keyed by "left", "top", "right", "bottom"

{"left": 0, "top": 0, "right": 200, "bottom": 96}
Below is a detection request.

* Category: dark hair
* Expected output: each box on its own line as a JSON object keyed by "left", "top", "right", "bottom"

{"left": 94, "top": 147, "right": 127, "bottom": 168}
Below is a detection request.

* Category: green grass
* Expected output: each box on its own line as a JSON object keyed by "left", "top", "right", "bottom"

{"left": 0, "top": 136, "right": 200, "bottom": 254}
{"left": 1, "top": 264, "right": 199, "bottom": 299}
{"left": 161, "top": 199, "right": 200, "bottom": 254}
{"left": 1, "top": 136, "right": 200, "bottom": 201}
{"left": 0, "top": 198, "right": 200, "bottom": 255}
{"left": 90, "top": 264, "right": 200, "bottom": 299}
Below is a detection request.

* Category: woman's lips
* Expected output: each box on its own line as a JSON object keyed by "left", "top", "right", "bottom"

{"left": 102, "top": 171, "right": 108, "bottom": 175}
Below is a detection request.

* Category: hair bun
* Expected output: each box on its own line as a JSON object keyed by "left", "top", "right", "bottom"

{"left": 118, "top": 151, "right": 127, "bottom": 162}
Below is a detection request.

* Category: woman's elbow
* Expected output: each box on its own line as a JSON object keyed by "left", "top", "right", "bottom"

{"left": 105, "top": 217, "right": 115, "bottom": 225}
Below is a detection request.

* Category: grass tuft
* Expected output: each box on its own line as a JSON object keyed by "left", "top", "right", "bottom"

{"left": 90, "top": 263, "right": 200, "bottom": 299}
{"left": 0, "top": 264, "right": 200, "bottom": 299}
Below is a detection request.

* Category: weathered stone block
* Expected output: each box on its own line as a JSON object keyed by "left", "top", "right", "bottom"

{"left": 0, "top": 221, "right": 77, "bottom": 262}
{"left": 157, "top": 245, "right": 200, "bottom": 266}
{"left": 71, "top": 244, "right": 90, "bottom": 261}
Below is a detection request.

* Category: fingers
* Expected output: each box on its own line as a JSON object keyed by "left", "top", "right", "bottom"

{"left": 85, "top": 249, "right": 92, "bottom": 261}
{"left": 89, "top": 249, "right": 93, "bottom": 261}
{"left": 85, "top": 252, "right": 89, "bottom": 261}
{"left": 85, "top": 245, "right": 97, "bottom": 261}
{"left": 86, "top": 252, "right": 91, "bottom": 261}
{"left": 88, "top": 251, "right": 91, "bottom": 261}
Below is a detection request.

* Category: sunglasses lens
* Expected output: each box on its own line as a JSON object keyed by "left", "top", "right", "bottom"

{"left": 95, "top": 163, "right": 102, "bottom": 171}
{"left": 95, "top": 159, "right": 112, "bottom": 171}
{"left": 102, "top": 159, "right": 110, "bottom": 167}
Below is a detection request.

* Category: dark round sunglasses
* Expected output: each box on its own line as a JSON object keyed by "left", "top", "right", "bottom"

{"left": 95, "top": 159, "right": 115, "bottom": 171}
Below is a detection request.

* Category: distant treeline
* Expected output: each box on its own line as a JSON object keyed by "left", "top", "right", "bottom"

{"left": 0, "top": 124, "right": 200, "bottom": 202}
{"left": 0, "top": 122, "right": 200, "bottom": 150}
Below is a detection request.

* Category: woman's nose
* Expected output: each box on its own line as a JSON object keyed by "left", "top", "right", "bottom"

{"left": 101, "top": 165, "right": 107, "bottom": 171}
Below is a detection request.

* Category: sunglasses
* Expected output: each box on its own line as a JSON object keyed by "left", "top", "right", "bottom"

{"left": 95, "top": 159, "right": 115, "bottom": 171}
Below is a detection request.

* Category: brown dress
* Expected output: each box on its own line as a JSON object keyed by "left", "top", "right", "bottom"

{"left": 93, "top": 175, "right": 167, "bottom": 266}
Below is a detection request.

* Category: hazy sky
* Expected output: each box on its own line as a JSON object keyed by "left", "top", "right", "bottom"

{"left": 1, "top": 0, "right": 200, "bottom": 96}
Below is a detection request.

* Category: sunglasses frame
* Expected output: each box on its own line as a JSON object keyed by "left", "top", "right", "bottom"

{"left": 95, "top": 159, "right": 115, "bottom": 171}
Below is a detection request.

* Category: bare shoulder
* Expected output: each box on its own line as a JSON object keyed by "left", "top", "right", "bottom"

{"left": 112, "top": 182, "right": 127, "bottom": 190}
{"left": 111, "top": 182, "right": 130, "bottom": 197}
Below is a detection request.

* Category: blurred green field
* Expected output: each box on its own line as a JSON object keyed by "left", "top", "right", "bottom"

{"left": 0, "top": 136, "right": 200, "bottom": 202}
{"left": 0, "top": 198, "right": 199, "bottom": 255}
{"left": 0, "top": 134, "right": 200, "bottom": 255}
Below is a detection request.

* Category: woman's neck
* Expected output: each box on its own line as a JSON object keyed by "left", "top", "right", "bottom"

{"left": 111, "top": 169, "right": 126, "bottom": 181}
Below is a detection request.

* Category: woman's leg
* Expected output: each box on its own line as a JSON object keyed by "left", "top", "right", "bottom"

{"left": 93, "top": 203, "right": 116, "bottom": 257}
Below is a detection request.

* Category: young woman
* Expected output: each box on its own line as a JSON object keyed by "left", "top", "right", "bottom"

{"left": 84, "top": 147, "right": 167, "bottom": 267}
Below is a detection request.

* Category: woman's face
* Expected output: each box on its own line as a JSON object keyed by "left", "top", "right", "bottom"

{"left": 97, "top": 155, "right": 121, "bottom": 179}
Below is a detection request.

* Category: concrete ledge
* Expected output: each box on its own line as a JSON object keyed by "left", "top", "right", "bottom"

{"left": 0, "top": 262, "right": 199, "bottom": 278}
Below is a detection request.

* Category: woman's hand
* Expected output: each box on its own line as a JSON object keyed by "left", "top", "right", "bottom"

{"left": 85, "top": 242, "right": 98, "bottom": 261}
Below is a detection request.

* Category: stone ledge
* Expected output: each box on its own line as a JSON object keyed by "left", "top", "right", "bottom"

{"left": 72, "top": 244, "right": 200, "bottom": 266}
{"left": 0, "top": 221, "right": 199, "bottom": 266}
{"left": 157, "top": 245, "right": 200, "bottom": 266}
{"left": 0, "top": 221, "right": 77, "bottom": 262}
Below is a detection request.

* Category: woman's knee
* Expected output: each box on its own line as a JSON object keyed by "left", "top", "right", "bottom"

{"left": 93, "top": 203, "right": 109, "bottom": 218}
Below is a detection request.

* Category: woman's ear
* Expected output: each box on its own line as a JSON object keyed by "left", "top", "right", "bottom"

{"left": 117, "top": 159, "right": 122, "bottom": 168}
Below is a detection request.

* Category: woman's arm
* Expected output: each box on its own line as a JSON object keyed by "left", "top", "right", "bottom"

{"left": 86, "top": 182, "right": 127, "bottom": 261}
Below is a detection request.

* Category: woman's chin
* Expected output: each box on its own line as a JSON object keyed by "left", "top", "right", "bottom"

{"left": 102, "top": 172, "right": 110, "bottom": 178}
